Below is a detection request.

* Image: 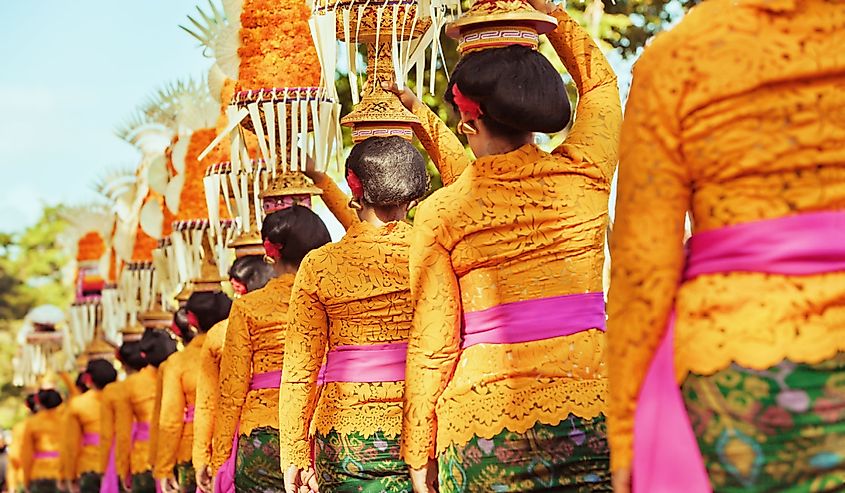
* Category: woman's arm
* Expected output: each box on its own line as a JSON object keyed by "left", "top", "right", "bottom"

{"left": 192, "top": 323, "right": 225, "bottom": 472}
{"left": 607, "top": 39, "right": 690, "bottom": 474}
{"left": 154, "top": 359, "right": 185, "bottom": 480}
{"left": 113, "top": 390, "right": 134, "bottom": 483}
{"left": 401, "top": 203, "right": 463, "bottom": 469}
{"left": 279, "top": 254, "right": 329, "bottom": 470}
{"left": 306, "top": 170, "right": 358, "bottom": 230}
{"left": 211, "top": 302, "right": 253, "bottom": 472}
{"left": 546, "top": 7, "right": 621, "bottom": 181}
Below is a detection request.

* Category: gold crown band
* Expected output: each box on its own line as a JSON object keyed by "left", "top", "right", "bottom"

{"left": 458, "top": 26, "right": 540, "bottom": 53}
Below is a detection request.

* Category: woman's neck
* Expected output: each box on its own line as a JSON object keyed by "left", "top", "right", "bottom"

{"left": 273, "top": 262, "right": 297, "bottom": 276}
{"left": 358, "top": 205, "right": 406, "bottom": 227}
{"left": 476, "top": 134, "right": 534, "bottom": 158}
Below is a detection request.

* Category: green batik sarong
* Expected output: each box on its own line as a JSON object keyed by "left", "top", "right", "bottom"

{"left": 682, "top": 354, "right": 845, "bottom": 492}
{"left": 314, "top": 430, "right": 411, "bottom": 492}
{"left": 130, "top": 470, "right": 156, "bottom": 493}
{"left": 438, "top": 415, "right": 611, "bottom": 492}
{"left": 79, "top": 472, "right": 102, "bottom": 493}
{"left": 234, "top": 426, "right": 284, "bottom": 492}
{"left": 175, "top": 462, "right": 196, "bottom": 493}
{"left": 29, "top": 480, "right": 59, "bottom": 493}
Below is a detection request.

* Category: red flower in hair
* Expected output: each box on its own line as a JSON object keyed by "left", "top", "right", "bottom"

{"left": 263, "top": 239, "right": 283, "bottom": 260}
{"left": 346, "top": 169, "right": 364, "bottom": 200}
{"left": 170, "top": 321, "right": 182, "bottom": 337}
{"left": 452, "top": 84, "right": 483, "bottom": 121}
{"left": 187, "top": 311, "right": 200, "bottom": 331}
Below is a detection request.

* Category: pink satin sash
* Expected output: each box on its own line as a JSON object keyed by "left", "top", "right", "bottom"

{"left": 214, "top": 371, "right": 282, "bottom": 493}
{"left": 34, "top": 451, "right": 60, "bottom": 459}
{"left": 461, "top": 292, "right": 606, "bottom": 348}
{"left": 321, "top": 342, "right": 408, "bottom": 383}
{"left": 633, "top": 210, "right": 845, "bottom": 493}
{"left": 100, "top": 442, "right": 119, "bottom": 493}
{"left": 183, "top": 405, "right": 195, "bottom": 423}
{"left": 131, "top": 422, "right": 150, "bottom": 443}
{"left": 81, "top": 432, "right": 100, "bottom": 447}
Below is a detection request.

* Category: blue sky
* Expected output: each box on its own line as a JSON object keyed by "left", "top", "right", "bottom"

{"left": 0, "top": 1, "right": 212, "bottom": 233}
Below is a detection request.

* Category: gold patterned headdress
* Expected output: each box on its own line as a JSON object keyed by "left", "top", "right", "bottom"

{"left": 446, "top": 0, "right": 556, "bottom": 54}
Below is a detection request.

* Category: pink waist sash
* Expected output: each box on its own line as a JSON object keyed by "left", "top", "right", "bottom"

{"left": 34, "top": 451, "right": 60, "bottom": 460}
{"left": 131, "top": 422, "right": 150, "bottom": 443}
{"left": 183, "top": 405, "right": 195, "bottom": 423}
{"left": 215, "top": 371, "right": 282, "bottom": 493}
{"left": 81, "top": 432, "right": 100, "bottom": 447}
{"left": 321, "top": 342, "right": 408, "bottom": 383}
{"left": 461, "top": 292, "right": 606, "bottom": 348}
{"left": 634, "top": 210, "right": 845, "bottom": 493}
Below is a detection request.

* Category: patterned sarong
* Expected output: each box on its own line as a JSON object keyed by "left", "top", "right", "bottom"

{"left": 314, "top": 430, "right": 411, "bottom": 492}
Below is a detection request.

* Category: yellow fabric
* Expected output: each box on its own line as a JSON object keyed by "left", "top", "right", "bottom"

{"left": 401, "top": 7, "right": 620, "bottom": 469}
{"left": 99, "top": 380, "right": 130, "bottom": 475}
{"left": 154, "top": 334, "right": 206, "bottom": 479}
{"left": 148, "top": 359, "right": 168, "bottom": 469}
{"left": 61, "top": 390, "right": 104, "bottom": 478}
{"left": 21, "top": 408, "right": 63, "bottom": 485}
{"left": 193, "top": 320, "right": 228, "bottom": 470}
{"left": 115, "top": 366, "right": 158, "bottom": 477}
{"left": 211, "top": 276, "right": 294, "bottom": 472}
{"left": 607, "top": 0, "right": 845, "bottom": 472}
{"left": 278, "top": 114, "right": 470, "bottom": 468}
{"left": 8, "top": 418, "right": 28, "bottom": 490}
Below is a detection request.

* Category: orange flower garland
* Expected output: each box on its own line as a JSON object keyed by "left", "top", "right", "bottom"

{"left": 131, "top": 223, "right": 158, "bottom": 262}
{"left": 236, "top": 0, "right": 321, "bottom": 90}
{"left": 175, "top": 128, "right": 226, "bottom": 221}
{"left": 76, "top": 232, "right": 106, "bottom": 262}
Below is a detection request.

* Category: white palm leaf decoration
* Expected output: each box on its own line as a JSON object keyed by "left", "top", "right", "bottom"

{"left": 181, "top": 0, "right": 241, "bottom": 80}
{"left": 57, "top": 203, "right": 116, "bottom": 262}
{"left": 92, "top": 166, "right": 138, "bottom": 222}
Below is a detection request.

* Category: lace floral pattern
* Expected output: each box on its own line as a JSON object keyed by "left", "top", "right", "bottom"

{"left": 155, "top": 334, "right": 205, "bottom": 478}
{"left": 211, "top": 276, "right": 295, "bottom": 472}
{"left": 193, "top": 321, "right": 227, "bottom": 469}
{"left": 402, "top": 8, "right": 620, "bottom": 469}
{"left": 607, "top": 0, "right": 845, "bottom": 472}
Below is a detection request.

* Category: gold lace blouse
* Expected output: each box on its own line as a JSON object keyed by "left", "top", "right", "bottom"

{"left": 607, "top": 0, "right": 845, "bottom": 472}
{"left": 211, "top": 275, "right": 295, "bottom": 472}
{"left": 193, "top": 320, "right": 228, "bottom": 470}
{"left": 99, "top": 380, "right": 129, "bottom": 476}
{"left": 115, "top": 366, "right": 158, "bottom": 476}
{"left": 401, "top": 7, "right": 621, "bottom": 469}
{"left": 61, "top": 389, "right": 105, "bottom": 478}
{"left": 21, "top": 408, "right": 63, "bottom": 485}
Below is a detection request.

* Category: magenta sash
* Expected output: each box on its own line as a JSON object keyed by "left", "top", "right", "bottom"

{"left": 322, "top": 342, "right": 408, "bottom": 383}
{"left": 183, "top": 405, "right": 195, "bottom": 423}
{"left": 81, "top": 432, "right": 100, "bottom": 447}
{"left": 34, "top": 450, "right": 60, "bottom": 459}
{"left": 461, "top": 292, "right": 606, "bottom": 348}
{"left": 131, "top": 422, "right": 150, "bottom": 443}
{"left": 100, "top": 442, "right": 119, "bottom": 493}
{"left": 214, "top": 371, "right": 282, "bottom": 493}
{"left": 633, "top": 210, "right": 845, "bottom": 493}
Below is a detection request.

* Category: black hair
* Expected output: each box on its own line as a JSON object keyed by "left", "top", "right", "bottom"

{"left": 25, "top": 393, "right": 37, "bottom": 413}
{"left": 185, "top": 292, "right": 232, "bottom": 333}
{"left": 229, "top": 255, "right": 275, "bottom": 292}
{"left": 139, "top": 329, "right": 177, "bottom": 368}
{"left": 74, "top": 373, "right": 89, "bottom": 393}
{"left": 173, "top": 307, "right": 195, "bottom": 344}
{"left": 446, "top": 45, "right": 570, "bottom": 137}
{"left": 345, "top": 136, "right": 428, "bottom": 207}
{"left": 37, "top": 389, "right": 62, "bottom": 410}
{"left": 118, "top": 340, "right": 147, "bottom": 372}
{"left": 85, "top": 359, "right": 118, "bottom": 390}
{"left": 261, "top": 205, "right": 331, "bottom": 266}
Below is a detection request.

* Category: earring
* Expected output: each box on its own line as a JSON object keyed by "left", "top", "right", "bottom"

{"left": 348, "top": 198, "right": 363, "bottom": 211}
{"left": 263, "top": 254, "right": 276, "bottom": 265}
{"left": 457, "top": 120, "right": 478, "bottom": 136}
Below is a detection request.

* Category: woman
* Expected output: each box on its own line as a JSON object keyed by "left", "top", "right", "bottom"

{"left": 193, "top": 255, "right": 274, "bottom": 493}
{"left": 211, "top": 206, "right": 332, "bottom": 492}
{"left": 396, "top": 0, "right": 621, "bottom": 490}
{"left": 279, "top": 135, "right": 467, "bottom": 492}
{"left": 143, "top": 328, "right": 178, "bottom": 479}
{"left": 62, "top": 359, "right": 117, "bottom": 493}
{"left": 607, "top": 1, "right": 845, "bottom": 492}
{"left": 156, "top": 292, "right": 231, "bottom": 493}
{"left": 113, "top": 331, "right": 176, "bottom": 493}
{"left": 21, "top": 390, "right": 64, "bottom": 493}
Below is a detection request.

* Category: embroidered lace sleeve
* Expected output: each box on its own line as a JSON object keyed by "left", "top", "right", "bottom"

{"left": 155, "top": 360, "right": 185, "bottom": 478}
{"left": 401, "top": 206, "right": 463, "bottom": 469}
{"left": 211, "top": 302, "right": 252, "bottom": 472}
{"left": 193, "top": 323, "right": 225, "bottom": 469}
{"left": 113, "top": 388, "right": 134, "bottom": 479}
{"left": 607, "top": 40, "right": 690, "bottom": 472}
{"left": 310, "top": 171, "right": 358, "bottom": 229}
{"left": 279, "top": 254, "right": 328, "bottom": 470}
{"left": 547, "top": 7, "right": 621, "bottom": 181}
{"left": 411, "top": 103, "right": 472, "bottom": 186}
